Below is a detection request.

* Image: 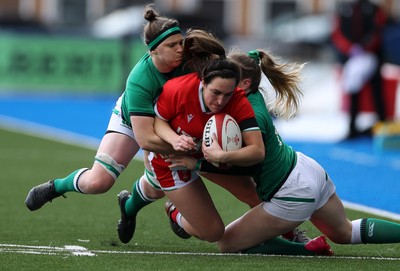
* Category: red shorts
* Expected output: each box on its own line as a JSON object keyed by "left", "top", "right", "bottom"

{"left": 148, "top": 153, "right": 199, "bottom": 191}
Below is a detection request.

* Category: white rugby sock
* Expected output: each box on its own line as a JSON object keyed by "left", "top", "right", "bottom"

{"left": 351, "top": 219, "right": 362, "bottom": 244}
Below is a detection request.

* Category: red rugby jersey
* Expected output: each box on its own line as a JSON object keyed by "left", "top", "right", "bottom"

{"left": 154, "top": 73, "right": 257, "bottom": 146}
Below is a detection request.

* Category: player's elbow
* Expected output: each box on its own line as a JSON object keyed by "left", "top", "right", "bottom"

{"left": 254, "top": 148, "right": 265, "bottom": 163}
{"left": 134, "top": 135, "right": 151, "bottom": 151}
{"left": 137, "top": 139, "right": 152, "bottom": 151}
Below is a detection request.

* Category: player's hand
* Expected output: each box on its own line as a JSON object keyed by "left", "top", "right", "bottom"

{"left": 166, "top": 155, "right": 197, "bottom": 170}
{"left": 171, "top": 135, "right": 197, "bottom": 152}
{"left": 202, "top": 133, "right": 224, "bottom": 164}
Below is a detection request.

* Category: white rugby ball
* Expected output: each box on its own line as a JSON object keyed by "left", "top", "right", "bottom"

{"left": 203, "top": 113, "right": 242, "bottom": 168}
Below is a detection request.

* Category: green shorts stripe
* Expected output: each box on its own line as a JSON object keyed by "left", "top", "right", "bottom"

{"left": 145, "top": 168, "right": 161, "bottom": 190}
{"left": 273, "top": 196, "right": 315, "bottom": 203}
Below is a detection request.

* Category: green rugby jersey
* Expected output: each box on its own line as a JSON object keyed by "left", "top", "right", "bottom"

{"left": 246, "top": 91, "right": 297, "bottom": 201}
{"left": 121, "top": 53, "right": 188, "bottom": 127}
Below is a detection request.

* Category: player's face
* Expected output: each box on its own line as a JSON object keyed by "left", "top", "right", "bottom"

{"left": 152, "top": 34, "right": 184, "bottom": 73}
{"left": 203, "top": 77, "right": 236, "bottom": 113}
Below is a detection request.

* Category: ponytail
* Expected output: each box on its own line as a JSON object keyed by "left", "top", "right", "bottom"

{"left": 229, "top": 48, "right": 304, "bottom": 119}
{"left": 258, "top": 50, "right": 304, "bottom": 119}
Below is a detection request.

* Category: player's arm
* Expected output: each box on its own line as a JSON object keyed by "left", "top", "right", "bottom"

{"left": 203, "top": 130, "right": 265, "bottom": 167}
{"left": 165, "top": 153, "right": 262, "bottom": 175}
{"left": 131, "top": 115, "right": 176, "bottom": 154}
{"left": 153, "top": 117, "right": 197, "bottom": 152}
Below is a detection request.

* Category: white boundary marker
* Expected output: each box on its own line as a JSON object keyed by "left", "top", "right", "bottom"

{"left": 1, "top": 243, "right": 400, "bottom": 261}
{"left": 342, "top": 200, "right": 400, "bottom": 221}
{"left": 0, "top": 244, "right": 95, "bottom": 257}
{"left": 0, "top": 115, "right": 101, "bottom": 150}
{"left": 0, "top": 114, "right": 143, "bottom": 159}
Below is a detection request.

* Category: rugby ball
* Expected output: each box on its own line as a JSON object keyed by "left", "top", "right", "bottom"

{"left": 203, "top": 113, "right": 242, "bottom": 168}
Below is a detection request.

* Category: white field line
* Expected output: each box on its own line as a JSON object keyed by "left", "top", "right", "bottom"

{"left": 0, "top": 115, "right": 101, "bottom": 150}
{"left": 0, "top": 114, "right": 144, "bottom": 159}
{"left": 0, "top": 244, "right": 95, "bottom": 256}
{"left": 0, "top": 243, "right": 399, "bottom": 261}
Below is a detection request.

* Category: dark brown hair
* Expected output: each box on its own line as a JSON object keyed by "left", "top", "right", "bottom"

{"left": 202, "top": 58, "right": 241, "bottom": 86}
{"left": 143, "top": 4, "right": 180, "bottom": 48}
{"left": 182, "top": 29, "right": 240, "bottom": 86}
{"left": 183, "top": 28, "right": 226, "bottom": 75}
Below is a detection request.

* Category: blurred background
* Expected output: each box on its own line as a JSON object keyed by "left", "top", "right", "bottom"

{"left": 1, "top": 0, "right": 400, "bottom": 141}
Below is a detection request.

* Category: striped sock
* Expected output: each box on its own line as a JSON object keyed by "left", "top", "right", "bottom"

{"left": 124, "top": 178, "right": 154, "bottom": 217}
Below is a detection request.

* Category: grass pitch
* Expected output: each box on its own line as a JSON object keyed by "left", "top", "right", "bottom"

{"left": 0, "top": 127, "right": 399, "bottom": 271}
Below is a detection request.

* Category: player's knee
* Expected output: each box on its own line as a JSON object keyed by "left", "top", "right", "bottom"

{"left": 86, "top": 177, "right": 114, "bottom": 194}
{"left": 94, "top": 152, "right": 125, "bottom": 181}
{"left": 196, "top": 222, "right": 225, "bottom": 243}
{"left": 215, "top": 229, "right": 239, "bottom": 253}
{"left": 216, "top": 241, "right": 234, "bottom": 253}
{"left": 77, "top": 169, "right": 115, "bottom": 194}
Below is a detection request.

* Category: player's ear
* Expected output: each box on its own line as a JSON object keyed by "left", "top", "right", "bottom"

{"left": 238, "top": 78, "right": 251, "bottom": 92}
{"left": 242, "top": 78, "right": 251, "bottom": 89}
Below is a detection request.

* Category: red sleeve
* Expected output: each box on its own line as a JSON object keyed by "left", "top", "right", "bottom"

{"left": 331, "top": 16, "right": 354, "bottom": 56}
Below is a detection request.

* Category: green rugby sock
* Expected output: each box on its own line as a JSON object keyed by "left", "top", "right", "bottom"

{"left": 241, "top": 237, "right": 314, "bottom": 255}
{"left": 124, "top": 179, "right": 154, "bottom": 217}
{"left": 360, "top": 218, "right": 400, "bottom": 243}
{"left": 53, "top": 168, "right": 85, "bottom": 194}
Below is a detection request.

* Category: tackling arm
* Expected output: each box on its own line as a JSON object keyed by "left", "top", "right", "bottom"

{"left": 131, "top": 115, "right": 175, "bottom": 154}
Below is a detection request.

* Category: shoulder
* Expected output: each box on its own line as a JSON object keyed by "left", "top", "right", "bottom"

{"left": 126, "top": 54, "right": 163, "bottom": 92}
{"left": 164, "top": 73, "right": 199, "bottom": 88}
{"left": 247, "top": 91, "right": 272, "bottom": 125}
{"left": 131, "top": 53, "right": 151, "bottom": 71}
{"left": 247, "top": 91, "right": 267, "bottom": 108}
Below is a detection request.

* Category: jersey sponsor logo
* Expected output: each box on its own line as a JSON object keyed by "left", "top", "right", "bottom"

{"left": 204, "top": 118, "right": 213, "bottom": 147}
{"left": 187, "top": 114, "right": 194, "bottom": 123}
{"left": 368, "top": 222, "right": 375, "bottom": 237}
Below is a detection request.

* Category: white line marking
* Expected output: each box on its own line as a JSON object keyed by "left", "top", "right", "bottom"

{"left": 342, "top": 200, "right": 400, "bottom": 221}
{"left": 64, "top": 245, "right": 96, "bottom": 256}
{"left": 0, "top": 115, "right": 144, "bottom": 160}
{"left": 0, "top": 244, "right": 96, "bottom": 257}
{"left": 0, "top": 115, "right": 100, "bottom": 150}
{"left": 1, "top": 243, "right": 399, "bottom": 261}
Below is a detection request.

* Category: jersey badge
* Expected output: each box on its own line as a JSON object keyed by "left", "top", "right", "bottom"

{"left": 187, "top": 114, "right": 194, "bottom": 123}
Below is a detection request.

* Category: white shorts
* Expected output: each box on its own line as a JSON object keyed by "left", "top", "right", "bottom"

{"left": 262, "top": 152, "right": 336, "bottom": 222}
{"left": 143, "top": 167, "right": 162, "bottom": 190}
{"left": 106, "top": 95, "right": 136, "bottom": 140}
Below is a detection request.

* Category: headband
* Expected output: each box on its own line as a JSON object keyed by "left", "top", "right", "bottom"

{"left": 147, "top": 26, "right": 182, "bottom": 51}
{"left": 247, "top": 50, "right": 260, "bottom": 64}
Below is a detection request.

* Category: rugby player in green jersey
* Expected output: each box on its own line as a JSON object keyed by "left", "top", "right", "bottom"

{"left": 25, "top": 4, "right": 187, "bottom": 212}
{"left": 166, "top": 49, "right": 400, "bottom": 255}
